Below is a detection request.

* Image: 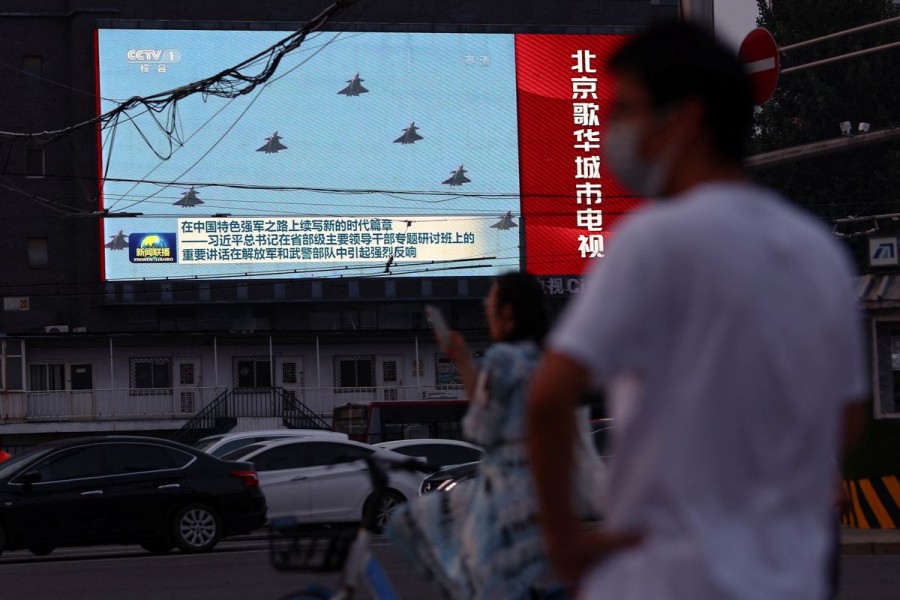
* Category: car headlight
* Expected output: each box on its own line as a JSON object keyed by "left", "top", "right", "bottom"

{"left": 437, "top": 480, "right": 458, "bottom": 492}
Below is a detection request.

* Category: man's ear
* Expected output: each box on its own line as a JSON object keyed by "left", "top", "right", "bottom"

{"left": 678, "top": 96, "right": 706, "bottom": 138}
{"left": 500, "top": 302, "right": 516, "bottom": 330}
{"left": 646, "top": 97, "right": 705, "bottom": 156}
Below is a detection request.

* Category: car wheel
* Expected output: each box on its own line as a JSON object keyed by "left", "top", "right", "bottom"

{"left": 29, "top": 546, "right": 54, "bottom": 556}
{"left": 172, "top": 503, "right": 221, "bottom": 553}
{"left": 366, "top": 489, "right": 405, "bottom": 534}
{"left": 141, "top": 540, "right": 175, "bottom": 554}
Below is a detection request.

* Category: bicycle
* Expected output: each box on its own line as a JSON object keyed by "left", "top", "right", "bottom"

{"left": 268, "top": 454, "right": 569, "bottom": 600}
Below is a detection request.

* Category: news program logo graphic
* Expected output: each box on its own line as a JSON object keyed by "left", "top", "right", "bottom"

{"left": 125, "top": 49, "right": 182, "bottom": 63}
{"left": 129, "top": 233, "right": 177, "bottom": 263}
{"left": 869, "top": 237, "right": 899, "bottom": 267}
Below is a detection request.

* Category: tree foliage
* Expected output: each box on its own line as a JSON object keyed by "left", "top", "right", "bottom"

{"left": 750, "top": 0, "right": 900, "bottom": 241}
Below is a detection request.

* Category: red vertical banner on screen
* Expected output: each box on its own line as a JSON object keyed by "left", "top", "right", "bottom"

{"left": 515, "top": 34, "right": 644, "bottom": 276}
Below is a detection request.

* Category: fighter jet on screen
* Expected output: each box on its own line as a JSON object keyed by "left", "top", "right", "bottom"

{"left": 174, "top": 186, "right": 204, "bottom": 208}
{"left": 337, "top": 73, "right": 368, "bottom": 96}
{"left": 393, "top": 122, "right": 423, "bottom": 145}
{"left": 257, "top": 131, "right": 288, "bottom": 154}
{"left": 491, "top": 211, "right": 518, "bottom": 230}
{"left": 105, "top": 230, "right": 128, "bottom": 250}
{"left": 442, "top": 164, "right": 471, "bottom": 186}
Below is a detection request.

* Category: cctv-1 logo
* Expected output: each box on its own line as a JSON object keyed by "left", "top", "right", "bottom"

{"left": 126, "top": 49, "right": 182, "bottom": 63}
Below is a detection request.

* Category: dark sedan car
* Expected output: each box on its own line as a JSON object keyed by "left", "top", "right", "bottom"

{"left": 0, "top": 435, "right": 267, "bottom": 556}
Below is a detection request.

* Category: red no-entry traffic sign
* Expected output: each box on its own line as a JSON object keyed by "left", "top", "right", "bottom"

{"left": 739, "top": 28, "right": 780, "bottom": 105}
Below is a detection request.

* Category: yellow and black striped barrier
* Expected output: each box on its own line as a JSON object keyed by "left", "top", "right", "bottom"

{"left": 841, "top": 476, "right": 900, "bottom": 529}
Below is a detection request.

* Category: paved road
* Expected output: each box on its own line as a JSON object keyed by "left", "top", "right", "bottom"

{"left": 1, "top": 538, "right": 898, "bottom": 599}
{"left": 0, "top": 538, "right": 432, "bottom": 600}
{"left": 837, "top": 555, "right": 900, "bottom": 600}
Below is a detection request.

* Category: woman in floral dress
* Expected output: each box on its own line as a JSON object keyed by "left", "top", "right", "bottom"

{"left": 387, "top": 272, "right": 601, "bottom": 600}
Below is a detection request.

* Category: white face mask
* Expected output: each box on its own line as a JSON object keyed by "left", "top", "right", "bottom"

{"left": 603, "top": 118, "right": 675, "bottom": 199}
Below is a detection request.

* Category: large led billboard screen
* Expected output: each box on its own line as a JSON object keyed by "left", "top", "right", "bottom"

{"left": 96, "top": 28, "right": 643, "bottom": 281}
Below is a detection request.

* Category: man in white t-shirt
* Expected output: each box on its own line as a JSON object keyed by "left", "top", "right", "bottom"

{"left": 527, "top": 22, "right": 868, "bottom": 599}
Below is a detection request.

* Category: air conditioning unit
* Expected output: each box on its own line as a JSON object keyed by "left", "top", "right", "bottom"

{"left": 44, "top": 325, "right": 70, "bottom": 333}
{"left": 72, "top": 326, "right": 87, "bottom": 333}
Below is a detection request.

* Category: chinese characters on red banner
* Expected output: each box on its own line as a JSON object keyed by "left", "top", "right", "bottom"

{"left": 517, "top": 34, "right": 641, "bottom": 276}
{"left": 571, "top": 49, "right": 605, "bottom": 260}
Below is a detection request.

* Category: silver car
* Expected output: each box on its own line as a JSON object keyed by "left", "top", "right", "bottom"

{"left": 221, "top": 437, "right": 421, "bottom": 532}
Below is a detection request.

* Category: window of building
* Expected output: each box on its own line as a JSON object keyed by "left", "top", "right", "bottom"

{"left": 282, "top": 362, "right": 297, "bottom": 385}
{"left": 25, "top": 147, "right": 45, "bottom": 178}
{"left": 129, "top": 358, "right": 172, "bottom": 394}
{"left": 335, "top": 355, "right": 374, "bottom": 391}
{"left": 435, "top": 355, "right": 463, "bottom": 389}
{"left": 27, "top": 238, "right": 49, "bottom": 269}
{"left": 2, "top": 340, "right": 24, "bottom": 391}
{"left": 234, "top": 357, "right": 272, "bottom": 390}
{"left": 180, "top": 362, "right": 195, "bottom": 385}
{"left": 29, "top": 363, "right": 65, "bottom": 391}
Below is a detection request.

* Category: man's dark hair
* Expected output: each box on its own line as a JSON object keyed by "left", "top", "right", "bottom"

{"left": 608, "top": 20, "right": 754, "bottom": 162}
{"left": 493, "top": 271, "right": 548, "bottom": 345}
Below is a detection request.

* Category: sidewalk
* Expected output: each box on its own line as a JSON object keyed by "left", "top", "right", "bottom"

{"left": 840, "top": 526, "right": 900, "bottom": 554}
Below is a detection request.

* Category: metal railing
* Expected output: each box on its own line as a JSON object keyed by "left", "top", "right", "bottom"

{"left": 0, "top": 385, "right": 466, "bottom": 426}
{"left": 170, "top": 387, "right": 331, "bottom": 443}
{"left": 274, "top": 387, "right": 332, "bottom": 430}
{"left": 22, "top": 387, "right": 227, "bottom": 422}
{"left": 170, "top": 389, "right": 234, "bottom": 445}
{"left": 300, "top": 385, "right": 465, "bottom": 413}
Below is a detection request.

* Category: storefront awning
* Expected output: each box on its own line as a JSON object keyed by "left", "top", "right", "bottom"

{"left": 858, "top": 273, "right": 900, "bottom": 308}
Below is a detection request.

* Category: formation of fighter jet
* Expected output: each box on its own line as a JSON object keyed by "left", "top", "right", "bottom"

{"left": 442, "top": 164, "right": 471, "bottom": 186}
{"left": 105, "top": 230, "right": 128, "bottom": 250}
{"left": 337, "top": 73, "right": 368, "bottom": 97}
{"left": 393, "top": 122, "right": 423, "bottom": 145}
{"left": 174, "top": 186, "right": 204, "bottom": 208}
{"left": 491, "top": 211, "right": 518, "bottom": 230}
{"left": 257, "top": 131, "right": 288, "bottom": 154}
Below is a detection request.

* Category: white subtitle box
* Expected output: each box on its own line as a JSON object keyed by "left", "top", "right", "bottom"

{"left": 177, "top": 216, "right": 489, "bottom": 264}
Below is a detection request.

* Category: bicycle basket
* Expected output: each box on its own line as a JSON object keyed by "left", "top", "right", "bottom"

{"left": 268, "top": 518, "right": 357, "bottom": 573}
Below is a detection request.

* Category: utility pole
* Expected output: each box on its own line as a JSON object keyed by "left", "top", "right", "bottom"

{"left": 747, "top": 125, "right": 900, "bottom": 169}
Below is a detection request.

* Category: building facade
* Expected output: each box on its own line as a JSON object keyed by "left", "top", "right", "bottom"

{"left": 0, "top": 1, "right": 678, "bottom": 449}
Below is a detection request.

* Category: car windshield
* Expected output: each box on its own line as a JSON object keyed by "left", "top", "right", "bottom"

{"left": 0, "top": 446, "right": 54, "bottom": 480}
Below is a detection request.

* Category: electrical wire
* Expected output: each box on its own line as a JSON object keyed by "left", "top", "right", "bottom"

{"left": 110, "top": 28, "right": 353, "bottom": 213}
{"left": 0, "top": 0, "right": 361, "bottom": 143}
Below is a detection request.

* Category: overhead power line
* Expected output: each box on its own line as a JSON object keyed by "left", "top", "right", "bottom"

{"left": 747, "top": 124, "right": 900, "bottom": 169}
{"left": 779, "top": 15, "right": 900, "bottom": 53}
{"left": 0, "top": 0, "right": 360, "bottom": 143}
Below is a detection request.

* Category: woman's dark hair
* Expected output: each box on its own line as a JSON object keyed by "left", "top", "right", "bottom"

{"left": 493, "top": 271, "right": 548, "bottom": 345}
